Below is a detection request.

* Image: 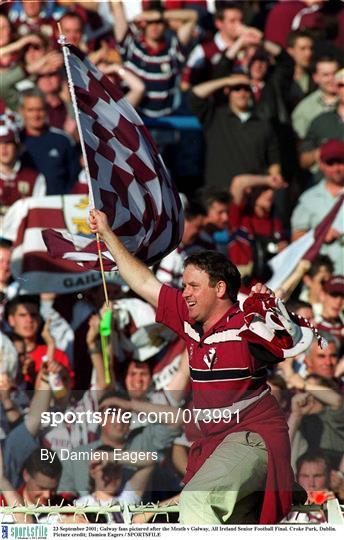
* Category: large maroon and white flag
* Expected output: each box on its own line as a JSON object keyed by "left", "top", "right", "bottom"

{"left": 43, "top": 44, "right": 184, "bottom": 269}
{"left": 266, "top": 193, "right": 344, "bottom": 292}
{"left": 3, "top": 195, "right": 121, "bottom": 294}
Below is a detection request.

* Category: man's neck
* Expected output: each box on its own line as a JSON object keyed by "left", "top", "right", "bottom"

{"left": 321, "top": 91, "right": 337, "bottom": 105}
{"left": 230, "top": 104, "right": 250, "bottom": 118}
{"left": 202, "top": 301, "right": 234, "bottom": 333}
{"left": 254, "top": 205, "right": 268, "bottom": 218}
{"left": 0, "top": 160, "right": 16, "bottom": 176}
{"left": 219, "top": 32, "right": 234, "bottom": 48}
{"left": 26, "top": 126, "right": 45, "bottom": 137}
{"left": 22, "top": 487, "right": 34, "bottom": 505}
{"left": 321, "top": 312, "right": 339, "bottom": 323}
{"left": 294, "top": 65, "right": 306, "bottom": 81}
{"left": 308, "top": 289, "right": 320, "bottom": 305}
{"left": 325, "top": 180, "right": 343, "bottom": 197}
{"left": 144, "top": 36, "right": 164, "bottom": 50}
{"left": 46, "top": 93, "right": 62, "bottom": 108}
{"left": 92, "top": 490, "right": 115, "bottom": 501}
{"left": 100, "top": 435, "right": 125, "bottom": 448}
{"left": 337, "top": 102, "right": 344, "bottom": 120}
{"left": 24, "top": 338, "right": 37, "bottom": 351}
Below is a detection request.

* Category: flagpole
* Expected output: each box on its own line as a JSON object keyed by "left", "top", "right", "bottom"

{"left": 275, "top": 259, "right": 311, "bottom": 300}
{"left": 57, "top": 25, "right": 110, "bottom": 308}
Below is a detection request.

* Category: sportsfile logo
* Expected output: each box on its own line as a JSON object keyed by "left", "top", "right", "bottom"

{"left": 5, "top": 526, "right": 48, "bottom": 539}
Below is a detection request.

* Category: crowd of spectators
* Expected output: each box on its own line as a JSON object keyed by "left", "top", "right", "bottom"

{"left": 0, "top": 0, "right": 343, "bottom": 525}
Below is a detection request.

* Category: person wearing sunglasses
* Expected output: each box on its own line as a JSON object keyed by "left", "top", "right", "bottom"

{"left": 189, "top": 73, "right": 281, "bottom": 191}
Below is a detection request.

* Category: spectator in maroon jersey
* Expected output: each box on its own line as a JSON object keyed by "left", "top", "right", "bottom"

{"left": 0, "top": 114, "right": 46, "bottom": 218}
{"left": 181, "top": 2, "right": 261, "bottom": 90}
{"left": 9, "top": 0, "right": 58, "bottom": 42}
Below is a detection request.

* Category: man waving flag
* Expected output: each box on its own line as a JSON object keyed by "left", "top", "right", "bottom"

{"left": 43, "top": 43, "right": 184, "bottom": 270}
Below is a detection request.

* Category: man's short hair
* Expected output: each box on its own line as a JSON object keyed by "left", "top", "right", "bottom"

{"left": 121, "top": 358, "right": 153, "bottom": 380}
{"left": 195, "top": 188, "right": 230, "bottom": 212}
{"left": 98, "top": 388, "right": 130, "bottom": 408}
{"left": 286, "top": 29, "right": 314, "bottom": 48}
{"left": 5, "top": 294, "right": 40, "bottom": 319}
{"left": 215, "top": 1, "right": 243, "bottom": 20}
{"left": 184, "top": 200, "right": 207, "bottom": 221}
{"left": 184, "top": 250, "right": 241, "bottom": 303}
{"left": 304, "top": 254, "right": 334, "bottom": 278}
{"left": 311, "top": 55, "right": 339, "bottom": 74}
{"left": 60, "top": 11, "right": 85, "bottom": 30}
{"left": 296, "top": 450, "right": 330, "bottom": 479}
{"left": 23, "top": 448, "right": 62, "bottom": 480}
{"left": 285, "top": 299, "right": 313, "bottom": 314}
{"left": 19, "top": 88, "right": 46, "bottom": 107}
{"left": 0, "top": 239, "right": 12, "bottom": 250}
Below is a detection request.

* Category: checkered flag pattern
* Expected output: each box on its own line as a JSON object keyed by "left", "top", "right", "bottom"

{"left": 43, "top": 44, "right": 184, "bottom": 270}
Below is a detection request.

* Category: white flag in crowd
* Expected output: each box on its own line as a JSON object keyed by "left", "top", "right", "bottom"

{"left": 267, "top": 193, "right": 344, "bottom": 291}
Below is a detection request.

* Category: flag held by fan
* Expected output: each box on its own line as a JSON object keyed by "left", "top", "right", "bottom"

{"left": 43, "top": 43, "right": 184, "bottom": 269}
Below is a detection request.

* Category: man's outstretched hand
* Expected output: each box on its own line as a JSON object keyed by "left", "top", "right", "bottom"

{"left": 89, "top": 209, "right": 112, "bottom": 239}
{"left": 248, "top": 282, "right": 275, "bottom": 297}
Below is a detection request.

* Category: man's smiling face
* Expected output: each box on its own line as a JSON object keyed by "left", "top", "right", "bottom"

{"left": 182, "top": 264, "right": 219, "bottom": 323}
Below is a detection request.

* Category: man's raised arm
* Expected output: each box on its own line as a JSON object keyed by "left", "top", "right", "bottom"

{"left": 89, "top": 209, "right": 162, "bottom": 308}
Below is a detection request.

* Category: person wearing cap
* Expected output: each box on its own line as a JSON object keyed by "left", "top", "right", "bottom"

{"left": 300, "top": 67, "right": 344, "bottom": 180}
{"left": 0, "top": 112, "right": 46, "bottom": 218}
{"left": 189, "top": 73, "right": 281, "bottom": 191}
{"left": 291, "top": 138, "right": 344, "bottom": 274}
{"left": 315, "top": 276, "right": 344, "bottom": 346}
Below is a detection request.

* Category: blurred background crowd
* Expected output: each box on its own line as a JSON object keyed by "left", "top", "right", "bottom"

{"left": 0, "top": 0, "right": 343, "bottom": 525}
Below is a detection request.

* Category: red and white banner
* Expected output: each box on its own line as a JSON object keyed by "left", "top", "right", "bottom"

{"left": 3, "top": 195, "right": 122, "bottom": 294}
